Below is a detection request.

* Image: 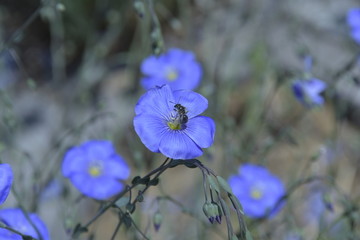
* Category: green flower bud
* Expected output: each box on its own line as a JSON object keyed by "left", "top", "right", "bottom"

{"left": 153, "top": 211, "right": 163, "bottom": 232}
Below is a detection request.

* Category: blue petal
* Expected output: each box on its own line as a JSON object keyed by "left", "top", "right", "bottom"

{"left": 0, "top": 209, "right": 50, "bottom": 240}
{"left": 62, "top": 146, "right": 89, "bottom": 177}
{"left": 141, "top": 55, "right": 167, "bottom": 77}
{"left": 351, "top": 28, "right": 360, "bottom": 44}
{"left": 135, "top": 85, "right": 174, "bottom": 118}
{"left": 347, "top": 8, "right": 360, "bottom": 28}
{"left": 82, "top": 140, "right": 116, "bottom": 160}
{"left": 0, "top": 164, "right": 13, "bottom": 205}
{"left": 159, "top": 131, "right": 202, "bottom": 159}
{"left": 0, "top": 228, "right": 20, "bottom": 240}
{"left": 184, "top": 116, "right": 215, "bottom": 148}
{"left": 172, "top": 90, "right": 208, "bottom": 118}
{"left": 69, "top": 173, "right": 125, "bottom": 200}
{"left": 238, "top": 164, "right": 270, "bottom": 180}
{"left": 104, "top": 156, "right": 131, "bottom": 180}
{"left": 141, "top": 77, "right": 168, "bottom": 90}
{"left": 133, "top": 113, "right": 168, "bottom": 152}
{"left": 170, "top": 61, "right": 202, "bottom": 90}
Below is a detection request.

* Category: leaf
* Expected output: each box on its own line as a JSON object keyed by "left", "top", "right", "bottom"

{"left": 207, "top": 175, "right": 220, "bottom": 193}
{"left": 229, "top": 194, "right": 244, "bottom": 214}
{"left": 217, "top": 176, "right": 233, "bottom": 194}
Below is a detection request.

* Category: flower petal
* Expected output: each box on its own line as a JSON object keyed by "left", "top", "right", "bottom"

{"left": 172, "top": 90, "right": 208, "bottom": 118}
{"left": 104, "top": 156, "right": 131, "bottom": 180}
{"left": 0, "top": 209, "right": 50, "bottom": 240}
{"left": 82, "top": 140, "right": 115, "bottom": 160}
{"left": 141, "top": 77, "right": 168, "bottom": 90}
{"left": 135, "top": 85, "right": 174, "bottom": 118}
{"left": 69, "top": 173, "right": 125, "bottom": 200}
{"left": 159, "top": 131, "right": 202, "bottom": 159}
{"left": 133, "top": 113, "right": 168, "bottom": 152}
{"left": 0, "top": 164, "right": 13, "bottom": 205}
{"left": 184, "top": 116, "right": 215, "bottom": 148}
{"left": 141, "top": 55, "right": 167, "bottom": 77}
{"left": 62, "top": 146, "right": 89, "bottom": 176}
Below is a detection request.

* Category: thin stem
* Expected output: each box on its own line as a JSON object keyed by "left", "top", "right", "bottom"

{"left": 110, "top": 216, "right": 123, "bottom": 240}
{"left": 76, "top": 158, "right": 172, "bottom": 236}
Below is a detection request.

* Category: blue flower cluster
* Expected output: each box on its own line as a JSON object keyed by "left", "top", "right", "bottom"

{"left": 134, "top": 84, "right": 215, "bottom": 159}
{"left": 62, "top": 140, "right": 131, "bottom": 200}
{"left": 141, "top": 48, "right": 202, "bottom": 91}
{"left": 228, "top": 164, "right": 285, "bottom": 218}
{"left": 347, "top": 8, "right": 360, "bottom": 44}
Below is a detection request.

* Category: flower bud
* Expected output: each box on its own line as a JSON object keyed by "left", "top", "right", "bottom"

{"left": 133, "top": 0, "right": 145, "bottom": 18}
{"left": 153, "top": 211, "right": 163, "bottom": 232}
{"left": 203, "top": 202, "right": 220, "bottom": 224}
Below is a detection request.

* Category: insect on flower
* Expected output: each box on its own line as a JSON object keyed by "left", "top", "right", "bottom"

{"left": 173, "top": 103, "right": 188, "bottom": 124}
{"left": 133, "top": 84, "right": 215, "bottom": 159}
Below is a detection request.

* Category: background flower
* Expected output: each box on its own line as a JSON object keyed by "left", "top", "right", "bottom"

{"left": 347, "top": 8, "right": 360, "bottom": 44}
{"left": 292, "top": 79, "right": 327, "bottom": 108}
{"left": 62, "top": 140, "right": 130, "bottom": 200}
{"left": 141, "top": 48, "right": 202, "bottom": 90}
{"left": 134, "top": 84, "right": 215, "bottom": 159}
{"left": 0, "top": 208, "right": 50, "bottom": 240}
{"left": 0, "top": 163, "right": 13, "bottom": 205}
{"left": 228, "top": 164, "right": 285, "bottom": 218}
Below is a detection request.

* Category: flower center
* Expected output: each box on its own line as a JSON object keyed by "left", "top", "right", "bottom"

{"left": 166, "top": 68, "right": 178, "bottom": 81}
{"left": 88, "top": 162, "right": 103, "bottom": 177}
{"left": 167, "top": 119, "right": 182, "bottom": 130}
{"left": 250, "top": 187, "right": 263, "bottom": 200}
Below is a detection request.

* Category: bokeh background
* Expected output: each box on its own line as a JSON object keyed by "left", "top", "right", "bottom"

{"left": 1, "top": 0, "right": 360, "bottom": 239}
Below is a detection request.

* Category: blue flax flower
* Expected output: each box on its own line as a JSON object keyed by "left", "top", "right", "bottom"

{"left": 141, "top": 48, "right": 202, "bottom": 90}
{"left": 347, "top": 8, "right": 360, "bottom": 44}
{"left": 62, "top": 140, "right": 130, "bottom": 200}
{"left": 0, "top": 208, "right": 50, "bottom": 240}
{"left": 292, "top": 79, "right": 327, "bottom": 108}
{"left": 133, "top": 84, "right": 215, "bottom": 159}
{"left": 228, "top": 164, "right": 285, "bottom": 218}
{"left": 0, "top": 163, "right": 13, "bottom": 205}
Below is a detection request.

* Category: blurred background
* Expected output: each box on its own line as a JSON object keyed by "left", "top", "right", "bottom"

{"left": 0, "top": 0, "right": 360, "bottom": 239}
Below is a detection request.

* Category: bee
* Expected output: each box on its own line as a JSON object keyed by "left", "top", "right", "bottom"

{"left": 173, "top": 103, "right": 188, "bottom": 124}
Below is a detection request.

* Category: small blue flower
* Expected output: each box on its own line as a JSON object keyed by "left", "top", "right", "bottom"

{"left": 0, "top": 208, "right": 50, "bottom": 240}
{"left": 347, "top": 8, "right": 360, "bottom": 44}
{"left": 141, "top": 48, "right": 202, "bottom": 90}
{"left": 133, "top": 84, "right": 215, "bottom": 159}
{"left": 292, "top": 79, "right": 327, "bottom": 107}
{"left": 228, "top": 164, "right": 285, "bottom": 218}
{"left": 62, "top": 140, "right": 130, "bottom": 200}
{"left": 0, "top": 163, "right": 13, "bottom": 205}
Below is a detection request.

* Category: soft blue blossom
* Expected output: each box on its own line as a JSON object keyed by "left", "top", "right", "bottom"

{"left": 141, "top": 48, "right": 202, "bottom": 90}
{"left": 228, "top": 164, "right": 285, "bottom": 218}
{"left": 0, "top": 208, "right": 50, "bottom": 240}
{"left": 0, "top": 163, "right": 13, "bottom": 205}
{"left": 133, "top": 84, "right": 215, "bottom": 159}
{"left": 347, "top": 8, "right": 360, "bottom": 44}
{"left": 292, "top": 79, "right": 327, "bottom": 107}
{"left": 62, "top": 140, "right": 130, "bottom": 200}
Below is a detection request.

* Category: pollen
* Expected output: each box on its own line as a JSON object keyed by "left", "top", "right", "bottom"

{"left": 167, "top": 121, "right": 182, "bottom": 130}
{"left": 88, "top": 164, "right": 102, "bottom": 177}
{"left": 250, "top": 188, "right": 263, "bottom": 200}
{"left": 166, "top": 69, "right": 178, "bottom": 81}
